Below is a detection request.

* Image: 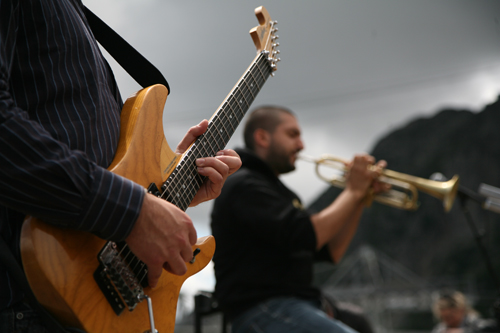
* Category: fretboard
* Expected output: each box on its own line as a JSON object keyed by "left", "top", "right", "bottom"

{"left": 160, "top": 52, "right": 273, "bottom": 211}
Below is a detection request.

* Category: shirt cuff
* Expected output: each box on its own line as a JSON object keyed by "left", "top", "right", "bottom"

{"left": 76, "top": 167, "right": 145, "bottom": 242}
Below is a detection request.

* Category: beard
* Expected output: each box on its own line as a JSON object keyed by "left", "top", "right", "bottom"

{"left": 265, "top": 142, "right": 298, "bottom": 175}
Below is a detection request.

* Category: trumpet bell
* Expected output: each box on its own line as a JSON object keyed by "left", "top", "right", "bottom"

{"left": 382, "top": 169, "right": 459, "bottom": 212}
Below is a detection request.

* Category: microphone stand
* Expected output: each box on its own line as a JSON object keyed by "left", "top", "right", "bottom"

{"left": 456, "top": 185, "right": 500, "bottom": 330}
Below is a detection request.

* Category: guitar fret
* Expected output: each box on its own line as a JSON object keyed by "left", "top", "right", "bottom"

{"left": 239, "top": 80, "right": 255, "bottom": 108}
{"left": 205, "top": 124, "right": 222, "bottom": 153}
{"left": 254, "top": 57, "right": 267, "bottom": 81}
{"left": 217, "top": 113, "right": 232, "bottom": 143}
{"left": 243, "top": 69, "right": 261, "bottom": 98}
{"left": 220, "top": 108, "right": 235, "bottom": 132}
{"left": 223, "top": 102, "right": 240, "bottom": 129}
{"left": 217, "top": 112, "right": 233, "bottom": 141}
{"left": 180, "top": 175, "right": 198, "bottom": 205}
{"left": 242, "top": 83, "right": 255, "bottom": 106}
{"left": 227, "top": 103, "right": 241, "bottom": 126}
{"left": 248, "top": 72, "right": 261, "bottom": 97}
{"left": 243, "top": 79, "right": 255, "bottom": 100}
{"left": 227, "top": 95, "right": 244, "bottom": 118}
{"left": 233, "top": 94, "right": 246, "bottom": 115}
{"left": 199, "top": 141, "right": 212, "bottom": 159}
{"left": 197, "top": 138, "right": 211, "bottom": 156}
{"left": 171, "top": 173, "right": 192, "bottom": 210}
{"left": 236, "top": 89, "right": 250, "bottom": 108}
{"left": 208, "top": 120, "right": 226, "bottom": 150}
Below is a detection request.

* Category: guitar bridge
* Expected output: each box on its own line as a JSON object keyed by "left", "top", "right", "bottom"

{"left": 94, "top": 241, "right": 148, "bottom": 315}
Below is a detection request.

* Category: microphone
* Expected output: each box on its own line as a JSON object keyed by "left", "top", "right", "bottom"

{"left": 430, "top": 172, "right": 500, "bottom": 214}
{"left": 479, "top": 183, "right": 500, "bottom": 214}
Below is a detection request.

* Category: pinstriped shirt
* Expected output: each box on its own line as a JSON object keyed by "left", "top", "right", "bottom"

{"left": 0, "top": 0, "right": 145, "bottom": 308}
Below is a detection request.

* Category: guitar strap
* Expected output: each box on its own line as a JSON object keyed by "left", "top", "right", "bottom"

{"left": 83, "top": 6, "right": 171, "bottom": 93}
{"left": 0, "top": 5, "right": 170, "bottom": 333}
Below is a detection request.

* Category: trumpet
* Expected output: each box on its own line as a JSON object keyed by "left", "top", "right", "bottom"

{"left": 298, "top": 154, "right": 459, "bottom": 212}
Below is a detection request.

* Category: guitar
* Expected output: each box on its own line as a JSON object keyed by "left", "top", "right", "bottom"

{"left": 20, "top": 6, "right": 279, "bottom": 333}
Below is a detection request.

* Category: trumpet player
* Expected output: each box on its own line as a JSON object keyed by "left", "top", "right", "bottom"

{"left": 210, "top": 105, "right": 389, "bottom": 333}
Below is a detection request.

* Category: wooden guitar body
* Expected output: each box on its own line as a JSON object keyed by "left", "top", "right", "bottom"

{"left": 21, "top": 85, "right": 215, "bottom": 332}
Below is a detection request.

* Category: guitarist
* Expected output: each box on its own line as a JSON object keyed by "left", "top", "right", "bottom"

{"left": 0, "top": 1, "right": 241, "bottom": 332}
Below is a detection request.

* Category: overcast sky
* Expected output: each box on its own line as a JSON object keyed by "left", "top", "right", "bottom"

{"left": 85, "top": 0, "right": 500, "bottom": 312}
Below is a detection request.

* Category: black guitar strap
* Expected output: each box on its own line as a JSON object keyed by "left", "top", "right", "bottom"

{"left": 83, "top": 6, "right": 170, "bottom": 93}
{"left": 0, "top": 5, "right": 170, "bottom": 333}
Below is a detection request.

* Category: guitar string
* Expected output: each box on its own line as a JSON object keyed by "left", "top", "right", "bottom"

{"left": 121, "top": 241, "right": 148, "bottom": 286}
{"left": 117, "top": 243, "right": 147, "bottom": 287}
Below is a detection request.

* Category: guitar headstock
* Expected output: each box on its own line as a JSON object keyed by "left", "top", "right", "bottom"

{"left": 249, "top": 6, "right": 280, "bottom": 74}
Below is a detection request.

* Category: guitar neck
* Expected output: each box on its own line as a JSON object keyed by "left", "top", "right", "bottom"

{"left": 161, "top": 52, "right": 273, "bottom": 211}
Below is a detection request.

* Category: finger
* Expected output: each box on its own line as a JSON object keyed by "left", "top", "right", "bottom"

{"left": 216, "top": 149, "right": 240, "bottom": 158}
{"left": 197, "top": 166, "right": 224, "bottom": 189}
{"left": 188, "top": 225, "right": 197, "bottom": 245}
{"left": 196, "top": 157, "right": 228, "bottom": 183}
{"left": 370, "top": 160, "right": 386, "bottom": 179}
{"left": 362, "top": 154, "right": 376, "bottom": 165}
{"left": 351, "top": 154, "right": 373, "bottom": 169}
{"left": 215, "top": 150, "right": 242, "bottom": 175}
{"left": 372, "top": 180, "right": 391, "bottom": 194}
{"left": 162, "top": 256, "right": 188, "bottom": 276}
{"left": 375, "top": 159, "right": 387, "bottom": 169}
{"left": 147, "top": 264, "right": 163, "bottom": 288}
{"left": 175, "top": 119, "right": 209, "bottom": 154}
{"left": 181, "top": 245, "right": 194, "bottom": 263}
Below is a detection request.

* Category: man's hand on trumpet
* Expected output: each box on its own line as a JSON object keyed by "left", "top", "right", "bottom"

{"left": 309, "top": 153, "right": 389, "bottom": 261}
{"left": 345, "top": 154, "right": 390, "bottom": 205}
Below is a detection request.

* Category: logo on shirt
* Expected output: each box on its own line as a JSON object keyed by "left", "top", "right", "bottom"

{"left": 292, "top": 198, "right": 305, "bottom": 210}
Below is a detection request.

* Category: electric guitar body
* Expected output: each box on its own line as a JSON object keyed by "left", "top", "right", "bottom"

{"left": 21, "top": 6, "right": 280, "bottom": 332}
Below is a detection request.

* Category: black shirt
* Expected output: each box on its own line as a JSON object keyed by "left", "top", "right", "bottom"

{"left": 210, "top": 148, "right": 332, "bottom": 320}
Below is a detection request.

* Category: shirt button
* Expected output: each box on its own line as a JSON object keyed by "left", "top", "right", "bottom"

{"left": 16, "top": 312, "right": 24, "bottom": 320}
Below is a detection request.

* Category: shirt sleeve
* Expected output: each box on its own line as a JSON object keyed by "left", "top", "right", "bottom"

{"left": 0, "top": 1, "right": 144, "bottom": 242}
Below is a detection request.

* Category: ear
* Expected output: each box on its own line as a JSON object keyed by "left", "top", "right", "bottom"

{"left": 253, "top": 128, "right": 271, "bottom": 149}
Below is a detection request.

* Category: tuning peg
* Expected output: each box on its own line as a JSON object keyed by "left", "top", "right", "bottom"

{"left": 272, "top": 50, "right": 280, "bottom": 56}
{"left": 273, "top": 20, "right": 278, "bottom": 25}
{"left": 272, "top": 27, "right": 279, "bottom": 33}
{"left": 272, "top": 43, "right": 280, "bottom": 49}
{"left": 272, "top": 35, "right": 279, "bottom": 41}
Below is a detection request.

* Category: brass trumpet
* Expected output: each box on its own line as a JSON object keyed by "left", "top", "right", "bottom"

{"left": 299, "top": 154, "right": 459, "bottom": 212}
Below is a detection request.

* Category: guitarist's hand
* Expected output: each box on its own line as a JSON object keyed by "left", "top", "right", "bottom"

{"left": 126, "top": 193, "right": 197, "bottom": 287}
{"left": 176, "top": 119, "right": 242, "bottom": 207}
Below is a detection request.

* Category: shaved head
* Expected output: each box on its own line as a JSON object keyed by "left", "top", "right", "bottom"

{"left": 243, "top": 105, "right": 294, "bottom": 151}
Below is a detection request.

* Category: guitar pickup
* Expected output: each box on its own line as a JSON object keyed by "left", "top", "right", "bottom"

{"left": 147, "top": 183, "right": 161, "bottom": 197}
